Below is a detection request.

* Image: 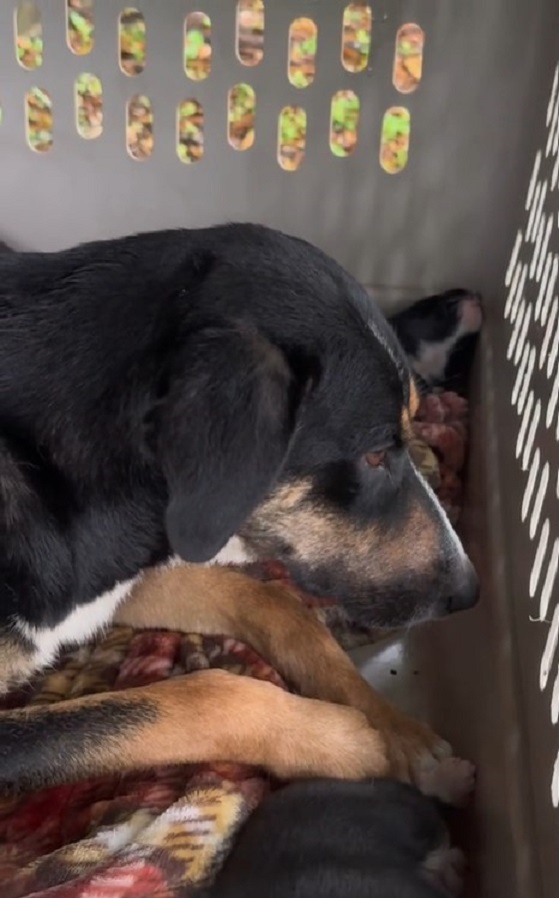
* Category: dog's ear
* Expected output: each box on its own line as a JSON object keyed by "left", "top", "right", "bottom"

{"left": 158, "top": 322, "right": 308, "bottom": 563}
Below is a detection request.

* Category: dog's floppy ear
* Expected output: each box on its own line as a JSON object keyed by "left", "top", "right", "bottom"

{"left": 158, "top": 321, "right": 308, "bottom": 563}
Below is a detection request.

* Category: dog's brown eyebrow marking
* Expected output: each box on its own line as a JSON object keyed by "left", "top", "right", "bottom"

{"left": 401, "top": 378, "right": 419, "bottom": 441}
{"left": 409, "top": 379, "right": 420, "bottom": 418}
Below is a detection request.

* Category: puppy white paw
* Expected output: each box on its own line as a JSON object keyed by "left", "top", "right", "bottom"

{"left": 416, "top": 756, "right": 476, "bottom": 807}
{"left": 380, "top": 710, "right": 453, "bottom": 789}
{"left": 424, "top": 845, "right": 466, "bottom": 895}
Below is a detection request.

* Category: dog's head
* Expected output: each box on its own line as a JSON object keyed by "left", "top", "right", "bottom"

{"left": 157, "top": 228, "right": 478, "bottom": 628}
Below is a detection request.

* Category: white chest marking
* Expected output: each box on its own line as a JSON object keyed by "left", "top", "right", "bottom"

{"left": 412, "top": 310, "right": 480, "bottom": 385}
{"left": 16, "top": 576, "right": 139, "bottom": 671}
{"left": 166, "top": 536, "right": 256, "bottom": 571}
{"left": 16, "top": 537, "right": 254, "bottom": 674}
{"left": 414, "top": 338, "right": 455, "bottom": 383}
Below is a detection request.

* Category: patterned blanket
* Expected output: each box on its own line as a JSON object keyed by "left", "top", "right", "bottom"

{"left": 0, "top": 392, "right": 469, "bottom": 897}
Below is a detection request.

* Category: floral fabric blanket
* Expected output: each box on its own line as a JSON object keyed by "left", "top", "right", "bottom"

{"left": 0, "top": 391, "right": 469, "bottom": 897}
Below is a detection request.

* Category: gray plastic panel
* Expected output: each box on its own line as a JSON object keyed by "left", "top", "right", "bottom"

{"left": 492, "top": 67, "right": 559, "bottom": 898}
{"left": 0, "top": 0, "right": 557, "bottom": 298}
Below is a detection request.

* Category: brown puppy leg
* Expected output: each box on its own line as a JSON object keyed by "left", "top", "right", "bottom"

{"left": 0, "top": 668, "right": 388, "bottom": 792}
{"left": 116, "top": 566, "right": 450, "bottom": 785}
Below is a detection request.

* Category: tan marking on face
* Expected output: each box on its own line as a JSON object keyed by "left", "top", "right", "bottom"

{"left": 249, "top": 478, "right": 440, "bottom": 587}
{"left": 400, "top": 377, "right": 421, "bottom": 443}
{"left": 369, "top": 503, "right": 439, "bottom": 579}
{"left": 401, "top": 378, "right": 420, "bottom": 441}
{"left": 409, "top": 378, "right": 420, "bottom": 418}
{"left": 0, "top": 637, "right": 37, "bottom": 693}
{"left": 401, "top": 406, "right": 413, "bottom": 440}
{"left": 274, "top": 480, "right": 313, "bottom": 509}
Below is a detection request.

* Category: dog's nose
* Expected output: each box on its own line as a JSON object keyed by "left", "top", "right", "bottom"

{"left": 446, "top": 559, "right": 480, "bottom": 613}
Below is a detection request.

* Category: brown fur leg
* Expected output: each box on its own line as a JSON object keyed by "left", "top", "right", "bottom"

{"left": 116, "top": 566, "right": 450, "bottom": 783}
{"left": 0, "top": 668, "right": 387, "bottom": 792}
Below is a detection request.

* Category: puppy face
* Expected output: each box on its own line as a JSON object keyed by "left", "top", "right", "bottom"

{"left": 239, "top": 308, "right": 478, "bottom": 628}
{"left": 390, "top": 289, "right": 483, "bottom": 389}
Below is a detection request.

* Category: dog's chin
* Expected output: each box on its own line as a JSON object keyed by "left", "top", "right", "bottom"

{"left": 284, "top": 560, "right": 444, "bottom": 630}
{"left": 345, "top": 600, "right": 439, "bottom": 631}
{"left": 280, "top": 564, "right": 375, "bottom": 627}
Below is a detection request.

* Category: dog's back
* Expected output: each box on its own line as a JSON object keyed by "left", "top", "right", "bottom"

{"left": 206, "top": 779, "right": 449, "bottom": 897}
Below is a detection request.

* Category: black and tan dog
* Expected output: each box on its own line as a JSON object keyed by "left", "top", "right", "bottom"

{"left": 0, "top": 225, "right": 478, "bottom": 793}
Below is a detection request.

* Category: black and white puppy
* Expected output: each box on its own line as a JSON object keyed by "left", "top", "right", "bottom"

{"left": 206, "top": 777, "right": 467, "bottom": 898}
{"left": 389, "top": 290, "right": 483, "bottom": 394}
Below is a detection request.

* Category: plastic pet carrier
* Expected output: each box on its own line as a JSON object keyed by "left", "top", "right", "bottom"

{"left": 0, "top": 2, "right": 558, "bottom": 895}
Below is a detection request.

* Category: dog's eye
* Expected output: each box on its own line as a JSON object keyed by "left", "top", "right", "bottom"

{"left": 364, "top": 451, "right": 386, "bottom": 469}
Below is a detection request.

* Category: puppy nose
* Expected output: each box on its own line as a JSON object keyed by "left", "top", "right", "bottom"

{"left": 459, "top": 293, "right": 484, "bottom": 332}
{"left": 447, "top": 559, "right": 480, "bottom": 613}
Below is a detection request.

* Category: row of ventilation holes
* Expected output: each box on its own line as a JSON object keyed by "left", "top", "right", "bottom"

{"left": 5, "top": 2, "right": 425, "bottom": 172}
{"left": 13, "top": 85, "right": 411, "bottom": 171}
{"left": 503, "top": 61, "right": 559, "bottom": 808}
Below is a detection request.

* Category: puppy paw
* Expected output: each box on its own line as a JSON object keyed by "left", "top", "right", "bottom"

{"left": 418, "top": 756, "right": 476, "bottom": 807}
{"left": 424, "top": 845, "right": 466, "bottom": 895}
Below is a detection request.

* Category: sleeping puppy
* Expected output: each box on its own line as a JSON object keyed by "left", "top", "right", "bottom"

{"left": 389, "top": 289, "right": 483, "bottom": 394}
{"left": 0, "top": 225, "right": 479, "bottom": 792}
{"left": 205, "top": 763, "right": 471, "bottom": 898}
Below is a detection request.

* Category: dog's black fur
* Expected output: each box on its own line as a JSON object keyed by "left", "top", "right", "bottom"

{"left": 205, "top": 779, "right": 451, "bottom": 898}
{"left": 0, "top": 225, "right": 478, "bottom": 672}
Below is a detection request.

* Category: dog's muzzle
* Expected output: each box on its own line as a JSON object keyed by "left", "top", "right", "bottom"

{"left": 445, "top": 557, "right": 480, "bottom": 614}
